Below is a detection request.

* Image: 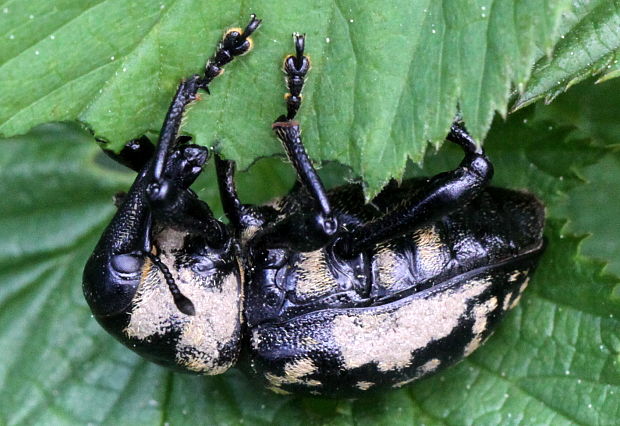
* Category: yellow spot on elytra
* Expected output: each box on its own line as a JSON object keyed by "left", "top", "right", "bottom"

{"left": 464, "top": 296, "right": 498, "bottom": 356}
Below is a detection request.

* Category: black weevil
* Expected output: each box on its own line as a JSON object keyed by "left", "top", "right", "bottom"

{"left": 83, "top": 16, "right": 545, "bottom": 396}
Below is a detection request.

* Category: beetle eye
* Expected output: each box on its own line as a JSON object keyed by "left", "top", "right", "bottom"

{"left": 111, "top": 254, "right": 143, "bottom": 278}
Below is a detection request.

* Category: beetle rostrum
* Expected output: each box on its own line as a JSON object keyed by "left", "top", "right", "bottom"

{"left": 83, "top": 16, "right": 545, "bottom": 396}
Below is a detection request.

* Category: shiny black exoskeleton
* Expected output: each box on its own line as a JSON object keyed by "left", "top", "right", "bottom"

{"left": 84, "top": 17, "right": 545, "bottom": 396}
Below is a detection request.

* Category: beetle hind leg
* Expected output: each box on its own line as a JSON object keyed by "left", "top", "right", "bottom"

{"left": 335, "top": 123, "right": 494, "bottom": 258}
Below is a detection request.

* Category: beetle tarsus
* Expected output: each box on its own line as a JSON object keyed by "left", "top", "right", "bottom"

{"left": 283, "top": 33, "right": 310, "bottom": 120}
{"left": 201, "top": 14, "right": 262, "bottom": 87}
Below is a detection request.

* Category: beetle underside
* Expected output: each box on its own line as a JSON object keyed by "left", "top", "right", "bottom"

{"left": 83, "top": 15, "right": 546, "bottom": 397}
{"left": 244, "top": 183, "right": 545, "bottom": 396}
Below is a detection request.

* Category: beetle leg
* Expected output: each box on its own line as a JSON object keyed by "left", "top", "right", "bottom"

{"left": 213, "top": 155, "right": 242, "bottom": 231}
{"left": 274, "top": 35, "right": 330, "bottom": 223}
{"left": 136, "top": 14, "right": 261, "bottom": 306}
{"left": 214, "top": 155, "right": 280, "bottom": 239}
{"left": 282, "top": 33, "right": 309, "bottom": 120}
{"left": 334, "top": 122, "right": 494, "bottom": 259}
{"left": 145, "top": 14, "right": 262, "bottom": 243}
{"left": 151, "top": 14, "right": 261, "bottom": 181}
{"left": 247, "top": 35, "right": 337, "bottom": 253}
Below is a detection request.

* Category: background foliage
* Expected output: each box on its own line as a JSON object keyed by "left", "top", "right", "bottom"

{"left": 0, "top": 1, "right": 619, "bottom": 425}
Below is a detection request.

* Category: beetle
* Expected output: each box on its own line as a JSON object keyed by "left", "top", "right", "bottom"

{"left": 83, "top": 15, "right": 545, "bottom": 396}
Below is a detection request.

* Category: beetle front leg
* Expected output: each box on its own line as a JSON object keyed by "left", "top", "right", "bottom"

{"left": 144, "top": 14, "right": 262, "bottom": 243}
{"left": 151, "top": 14, "right": 261, "bottom": 180}
{"left": 335, "top": 122, "right": 493, "bottom": 258}
{"left": 250, "top": 34, "right": 337, "bottom": 253}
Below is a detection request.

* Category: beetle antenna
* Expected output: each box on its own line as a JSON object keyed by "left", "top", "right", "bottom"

{"left": 144, "top": 252, "right": 196, "bottom": 316}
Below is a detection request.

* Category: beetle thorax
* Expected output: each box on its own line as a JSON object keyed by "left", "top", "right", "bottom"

{"left": 124, "top": 228, "right": 242, "bottom": 374}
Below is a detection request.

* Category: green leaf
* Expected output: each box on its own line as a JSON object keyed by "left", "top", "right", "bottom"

{"left": 532, "top": 76, "right": 620, "bottom": 147}
{"left": 532, "top": 76, "right": 620, "bottom": 275}
{"left": 1, "top": 106, "right": 618, "bottom": 424}
{"left": 0, "top": 0, "right": 574, "bottom": 195}
{"left": 561, "top": 155, "right": 620, "bottom": 277}
{"left": 514, "top": 0, "right": 620, "bottom": 110}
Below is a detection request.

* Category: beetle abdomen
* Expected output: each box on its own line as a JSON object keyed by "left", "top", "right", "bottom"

{"left": 250, "top": 252, "right": 540, "bottom": 396}
{"left": 247, "top": 184, "right": 545, "bottom": 395}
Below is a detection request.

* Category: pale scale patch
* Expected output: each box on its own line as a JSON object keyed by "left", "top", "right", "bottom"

{"left": 251, "top": 328, "right": 262, "bottom": 351}
{"left": 124, "top": 228, "right": 242, "bottom": 374}
{"left": 393, "top": 358, "right": 441, "bottom": 388}
{"left": 508, "top": 277, "right": 531, "bottom": 310}
{"left": 294, "top": 250, "right": 338, "bottom": 301}
{"left": 463, "top": 296, "right": 498, "bottom": 356}
{"left": 332, "top": 277, "right": 492, "bottom": 372}
{"left": 412, "top": 225, "right": 450, "bottom": 277}
{"left": 175, "top": 272, "right": 241, "bottom": 374}
{"left": 241, "top": 225, "right": 260, "bottom": 245}
{"left": 508, "top": 294, "right": 523, "bottom": 310}
{"left": 373, "top": 245, "right": 402, "bottom": 290}
{"left": 265, "top": 357, "right": 321, "bottom": 388}
{"left": 267, "top": 386, "right": 291, "bottom": 395}
{"left": 502, "top": 292, "right": 514, "bottom": 311}
{"left": 356, "top": 381, "right": 374, "bottom": 390}
{"left": 519, "top": 277, "right": 530, "bottom": 294}
{"left": 508, "top": 271, "right": 522, "bottom": 282}
{"left": 124, "top": 260, "right": 177, "bottom": 338}
{"left": 420, "top": 358, "right": 441, "bottom": 374}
